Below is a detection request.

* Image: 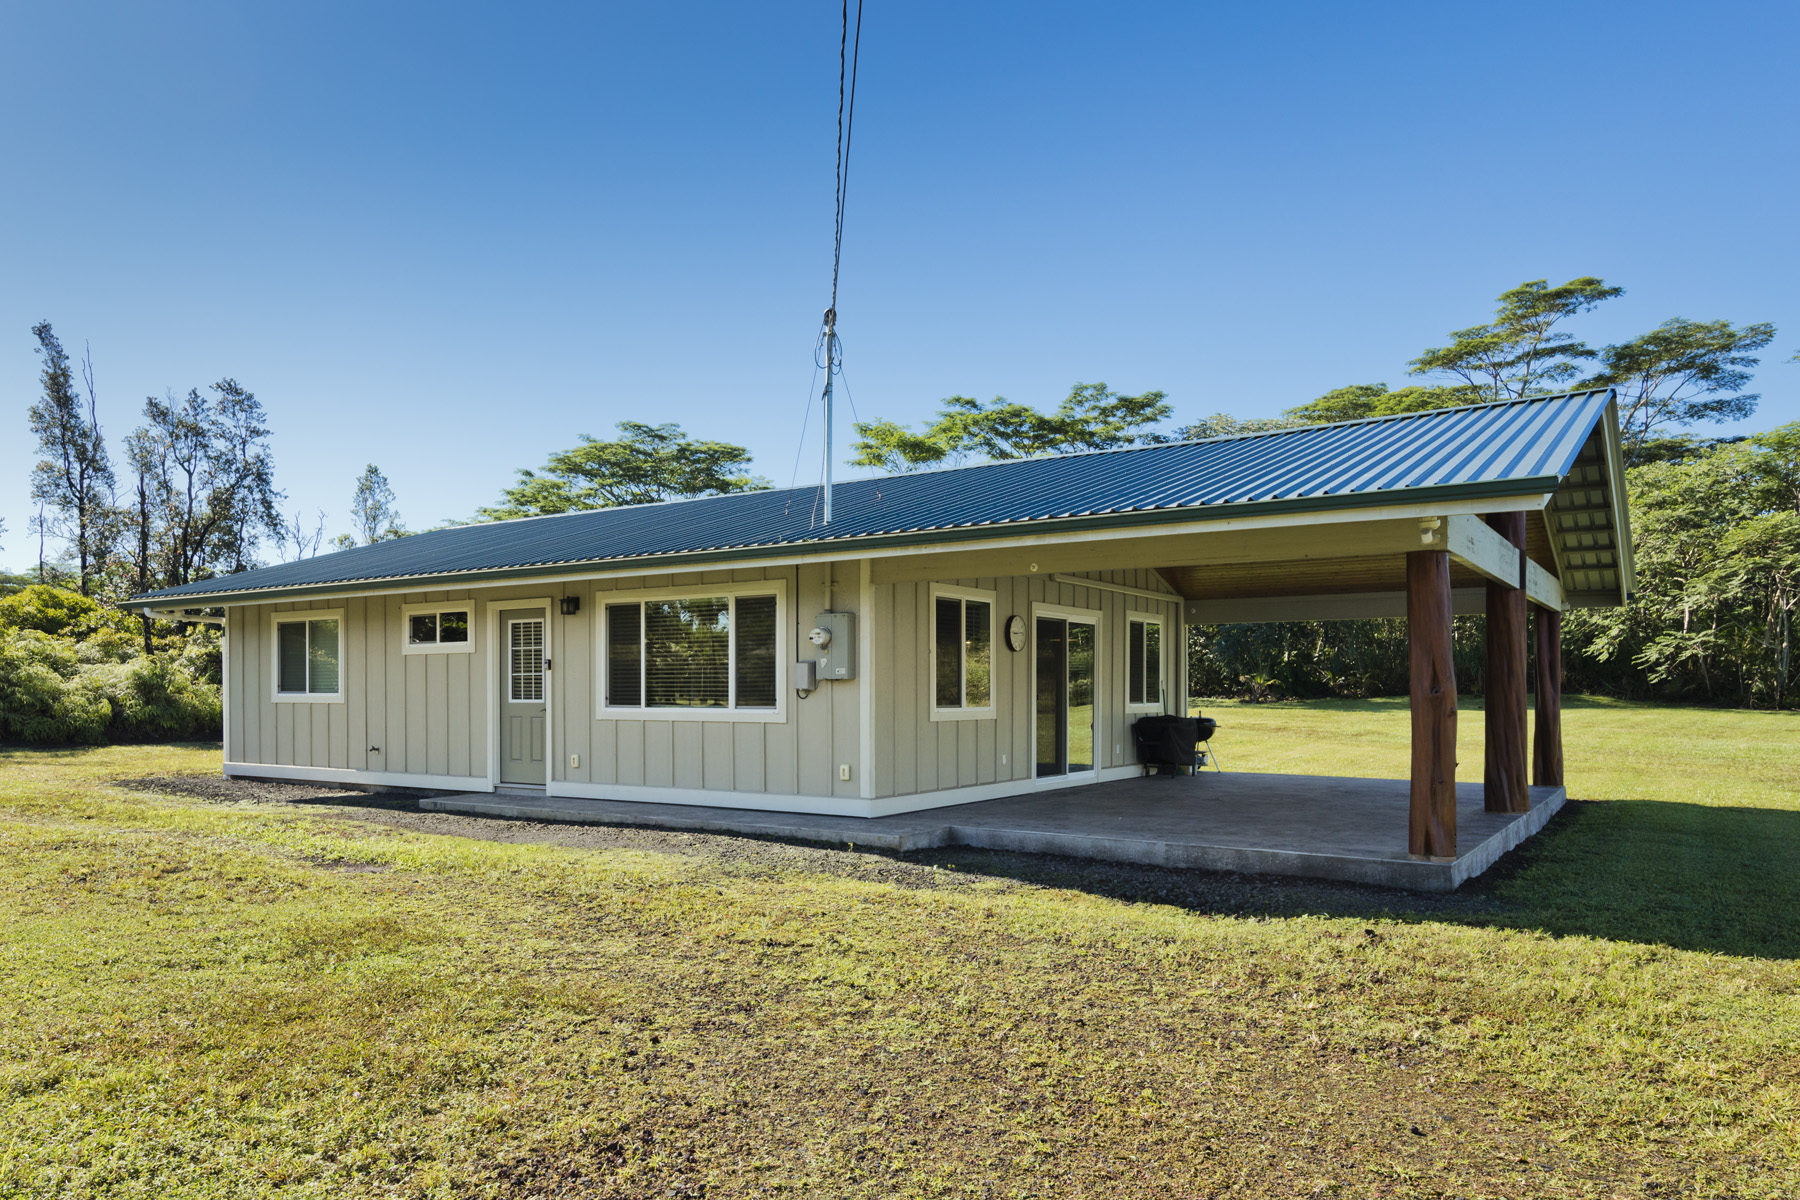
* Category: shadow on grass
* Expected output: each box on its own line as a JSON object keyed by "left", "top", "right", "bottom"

{"left": 909, "top": 799, "right": 1800, "bottom": 960}
{"left": 1464, "top": 798, "right": 1800, "bottom": 959}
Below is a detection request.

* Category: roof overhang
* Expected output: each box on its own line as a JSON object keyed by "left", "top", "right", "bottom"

{"left": 133, "top": 482, "right": 1566, "bottom": 608}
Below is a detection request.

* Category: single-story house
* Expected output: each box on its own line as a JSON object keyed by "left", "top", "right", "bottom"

{"left": 135, "top": 389, "right": 1632, "bottom": 862}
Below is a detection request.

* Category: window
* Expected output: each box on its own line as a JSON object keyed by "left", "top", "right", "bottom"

{"left": 403, "top": 604, "right": 473, "bottom": 653}
{"left": 1127, "top": 616, "right": 1163, "bottom": 708}
{"left": 273, "top": 611, "right": 344, "bottom": 701}
{"left": 602, "top": 590, "right": 781, "bottom": 714}
{"left": 933, "top": 587, "right": 993, "bottom": 715}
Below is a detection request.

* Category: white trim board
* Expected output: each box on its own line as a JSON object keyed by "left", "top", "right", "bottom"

{"left": 224, "top": 761, "right": 494, "bottom": 792}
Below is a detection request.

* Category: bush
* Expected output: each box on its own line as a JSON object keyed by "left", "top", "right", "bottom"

{"left": 0, "top": 631, "right": 112, "bottom": 744}
{"left": 0, "top": 630, "right": 220, "bottom": 745}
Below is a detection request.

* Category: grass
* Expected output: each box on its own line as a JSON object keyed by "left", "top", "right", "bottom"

{"left": 1193, "top": 694, "right": 1800, "bottom": 956}
{"left": 1, "top": 703, "right": 1797, "bottom": 1198}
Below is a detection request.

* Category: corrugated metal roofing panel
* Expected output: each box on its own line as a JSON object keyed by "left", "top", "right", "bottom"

{"left": 135, "top": 389, "right": 1618, "bottom": 603}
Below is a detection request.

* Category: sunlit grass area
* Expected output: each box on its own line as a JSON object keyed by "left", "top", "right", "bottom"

{"left": 2, "top": 721, "right": 1798, "bottom": 1197}
{"left": 1189, "top": 693, "right": 1800, "bottom": 809}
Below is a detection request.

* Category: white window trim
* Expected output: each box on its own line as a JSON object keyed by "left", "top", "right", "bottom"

{"left": 929, "top": 583, "right": 997, "bottom": 722}
{"left": 270, "top": 608, "right": 347, "bottom": 704}
{"left": 1126, "top": 611, "right": 1168, "bottom": 712}
{"left": 593, "top": 579, "right": 789, "bottom": 723}
{"left": 401, "top": 600, "right": 478, "bottom": 655}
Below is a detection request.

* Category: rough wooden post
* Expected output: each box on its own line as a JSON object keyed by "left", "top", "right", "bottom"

{"left": 1533, "top": 606, "right": 1564, "bottom": 787}
{"left": 1407, "top": 550, "right": 1457, "bottom": 858}
{"left": 1483, "top": 512, "right": 1529, "bottom": 814}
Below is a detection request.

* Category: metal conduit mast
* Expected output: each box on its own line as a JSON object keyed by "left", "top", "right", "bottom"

{"left": 817, "top": 0, "right": 861, "bottom": 524}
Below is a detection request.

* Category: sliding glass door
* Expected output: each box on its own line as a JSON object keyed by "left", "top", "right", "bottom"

{"left": 1035, "top": 615, "right": 1096, "bottom": 778}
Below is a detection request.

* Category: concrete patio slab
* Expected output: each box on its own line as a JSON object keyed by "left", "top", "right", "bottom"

{"left": 420, "top": 773, "right": 1566, "bottom": 892}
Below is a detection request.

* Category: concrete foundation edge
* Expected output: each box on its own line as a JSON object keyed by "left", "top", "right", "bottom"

{"left": 420, "top": 784, "right": 1572, "bottom": 892}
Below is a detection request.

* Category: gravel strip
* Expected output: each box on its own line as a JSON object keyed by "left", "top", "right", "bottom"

{"left": 112, "top": 772, "right": 1504, "bottom": 917}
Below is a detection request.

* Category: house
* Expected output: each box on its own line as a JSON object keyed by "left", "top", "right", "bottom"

{"left": 135, "top": 389, "right": 1631, "bottom": 869}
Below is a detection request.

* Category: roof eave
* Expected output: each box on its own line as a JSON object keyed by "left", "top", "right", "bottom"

{"left": 130, "top": 474, "right": 1566, "bottom": 607}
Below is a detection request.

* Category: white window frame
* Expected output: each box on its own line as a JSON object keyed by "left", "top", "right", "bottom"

{"left": 1125, "top": 612, "right": 1167, "bottom": 712}
{"left": 594, "top": 579, "right": 789, "bottom": 723}
{"left": 401, "top": 600, "right": 477, "bottom": 655}
{"left": 929, "top": 583, "right": 997, "bottom": 722}
{"left": 270, "top": 608, "right": 346, "bottom": 704}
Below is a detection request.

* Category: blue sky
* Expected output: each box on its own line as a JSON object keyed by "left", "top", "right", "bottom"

{"left": 4, "top": 0, "right": 1797, "bottom": 566}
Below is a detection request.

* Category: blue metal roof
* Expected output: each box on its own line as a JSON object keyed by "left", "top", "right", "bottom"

{"left": 136, "top": 389, "right": 1618, "bottom": 604}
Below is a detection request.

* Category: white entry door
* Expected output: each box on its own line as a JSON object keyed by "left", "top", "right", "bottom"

{"left": 500, "top": 610, "right": 547, "bottom": 786}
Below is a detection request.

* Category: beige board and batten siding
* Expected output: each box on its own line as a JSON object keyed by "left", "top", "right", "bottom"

{"left": 227, "top": 565, "right": 863, "bottom": 804}
{"left": 866, "top": 568, "right": 1185, "bottom": 807}
{"left": 228, "top": 582, "right": 571, "bottom": 789}
{"left": 554, "top": 563, "right": 861, "bottom": 805}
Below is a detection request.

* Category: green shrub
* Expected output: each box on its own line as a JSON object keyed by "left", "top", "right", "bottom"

{"left": 80, "top": 656, "right": 222, "bottom": 741}
{"left": 0, "top": 632, "right": 111, "bottom": 744}
{"left": 0, "top": 630, "right": 220, "bottom": 745}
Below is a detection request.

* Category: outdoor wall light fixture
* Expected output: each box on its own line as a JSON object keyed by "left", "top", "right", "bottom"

{"left": 560, "top": 596, "right": 581, "bottom": 616}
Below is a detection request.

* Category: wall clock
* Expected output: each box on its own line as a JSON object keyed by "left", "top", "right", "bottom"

{"left": 1004, "top": 614, "right": 1027, "bottom": 652}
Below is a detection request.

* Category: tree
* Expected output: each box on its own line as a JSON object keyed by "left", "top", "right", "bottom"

{"left": 333, "top": 464, "right": 407, "bottom": 549}
{"left": 1281, "top": 382, "right": 1484, "bottom": 424}
{"left": 1172, "top": 413, "right": 1303, "bottom": 440}
{"left": 27, "top": 323, "right": 116, "bottom": 594}
{"left": 127, "top": 380, "right": 281, "bottom": 591}
{"left": 478, "top": 422, "right": 767, "bottom": 520}
{"left": 851, "top": 383, "right": 1171, "bottom": 473}
{"left": 1587, "top": 318, "right": 1776, "bottom": 462}
{"left": 1409, "top": 277, "right": 1623, "bottom": 400}
{"left": 277, "top": 510, "right": 328, "bottom": 561}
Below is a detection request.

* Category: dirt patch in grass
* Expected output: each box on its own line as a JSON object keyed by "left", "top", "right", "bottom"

{"left": 114, "top": 773, "right": 374, "bottom": 806}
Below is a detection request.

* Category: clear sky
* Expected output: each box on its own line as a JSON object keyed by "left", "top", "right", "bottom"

{"left": 4, "top": 0, "right": 1797, "bottom": 566}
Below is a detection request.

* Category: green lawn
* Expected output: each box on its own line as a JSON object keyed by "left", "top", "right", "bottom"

{"left": 2, "top": 700, "right": 1797, "bottom": 1198}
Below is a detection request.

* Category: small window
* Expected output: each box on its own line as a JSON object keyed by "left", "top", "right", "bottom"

{"left": 1128, "top": 616, "right": 1163, "bottom": 708}
{"left": 934, "top": 591, "right": 993, "bottom": 712}
{"left": 275, "top": 615, "right": 341, "bottom": 698}
{"left": 603, "top": 593, "right": 779, "bottom": 712}
{"left": 404, "top": 605, "right": 473, "bottom": 653}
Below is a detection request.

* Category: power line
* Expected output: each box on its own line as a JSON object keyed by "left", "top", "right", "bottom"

{"left": 830, "top": 0, "right": 864, "bottom": 321}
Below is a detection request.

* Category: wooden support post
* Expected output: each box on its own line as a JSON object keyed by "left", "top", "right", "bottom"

{"left": 1533, "top": 606, "right": 1564, "bottom": 787}
{"left": 1407, "top": 550, "right": 1457, "bottom": 858}
{"left": 1483, "top": 512, "right": 1530, "bottom": 814}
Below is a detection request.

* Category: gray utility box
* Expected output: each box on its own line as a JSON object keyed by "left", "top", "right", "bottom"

{"left": 809, "top": 611, "right": 857, "bottom": 680}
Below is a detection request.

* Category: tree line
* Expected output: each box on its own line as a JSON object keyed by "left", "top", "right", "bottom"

{"left": 9, "top": 275, "right": 1796, "bottom": 738}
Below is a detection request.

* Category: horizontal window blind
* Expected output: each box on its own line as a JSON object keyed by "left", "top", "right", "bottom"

{"left": 306, "top": 618, "right": 339, "bottom": 694}
{"left": 645, "top": 597, "right": 728, "bottom": 708}
{"left": 278, "top": 621, "right": 307, "bottom": 693}
{"left": 733, "top": 595, "right": 778, "bottom": 708}
{"left": 509, "top": 619, "right": 544, "bottom": 702}
{"left": 606, "top": 604, "right": 642, "bottom": 707}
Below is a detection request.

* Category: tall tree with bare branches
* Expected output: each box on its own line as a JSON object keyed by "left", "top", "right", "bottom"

{"left": 27, "top": 322, "right": 116, "bottom": 594}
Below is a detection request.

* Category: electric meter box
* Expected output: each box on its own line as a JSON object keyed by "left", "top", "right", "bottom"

{"left": 810, "top": 611, "right": 857, "bottom": 680}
